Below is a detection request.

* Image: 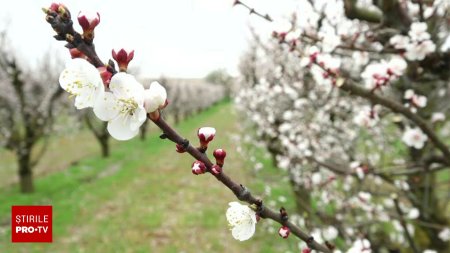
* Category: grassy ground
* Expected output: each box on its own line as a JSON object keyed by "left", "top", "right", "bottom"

{"left": 0, "top": 101, "right": 299, "bottom": 253}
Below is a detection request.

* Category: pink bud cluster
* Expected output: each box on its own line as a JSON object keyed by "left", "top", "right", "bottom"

{"left": 272, "top": 31, "right": 298, "bottom": 51}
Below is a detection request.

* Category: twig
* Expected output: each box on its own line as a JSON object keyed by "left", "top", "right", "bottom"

{"left": 339, "top": 80, "right": 450, "bottom": 163}
{"left": 233, "top": 0, "right": 273, "bottom": 22}
{"left": 393, "top": 198, "right": 420, "bottom": 253}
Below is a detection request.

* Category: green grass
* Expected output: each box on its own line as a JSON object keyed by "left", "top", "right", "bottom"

{"left": 0, "top": 101, "right": 299, "bottom": 253}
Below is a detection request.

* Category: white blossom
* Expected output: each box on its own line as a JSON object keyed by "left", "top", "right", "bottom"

{"left": 226, "top": 202, "right": 257, "bottom": 241}
{"left": 143, "top": 81, "right": 167, "bottom": 113}
{"left": 402, "top": 127, "right": 428, "bottom": 149}
{"left": 405, "top": 40, "right": 436, "bottom": 61}
{"left": 387, "top": 57, "right": 407, "bottom": 76}
{"left": 438, "top": 227, "right": 450, "bottom": 241}
{"left": 390, "top": 35, "right": 410, "bottom": 49}
{"left": 409, "top": 22, "right": 430, "bottom": 42}
{"left": 93, "top": 73, "right": 146, "bottom": 140}
{"left": 59, "top": 58, "right": 105, "bottom": 109}
{"left": 323, "top": 226, "right": 339, "bottom": 241}
{"left": 431, "top": 112, "right": 445, "bottom": 123}
{"left": 353, "top": 106, "right": 378, "bottom": 128}
{"left": 347, "top": 238, "right": 371, "bottom": 253}
{"left": 404, "top": 89, "right": 427, "bottom": 110}
{"left": 407, "top": 208, "right": 420, "bottom": 219}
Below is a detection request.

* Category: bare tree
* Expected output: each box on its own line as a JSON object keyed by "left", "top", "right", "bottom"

{"left": 0, "top": 31, "right": 63, "bottom": 193}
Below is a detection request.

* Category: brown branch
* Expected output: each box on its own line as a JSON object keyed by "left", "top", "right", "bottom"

{"left": 339, "top": 80, "right": 450, "bottom": 163}
{"left": 393, "top": 198, "right": 420, "bottom": 253}
{"left": 151, "top": 116, "right": 332, "bottom": 253}
{"left": 343, "top": 0, "right": 382, "bottom": 23}
{"left": 233, "top": 0, "right": 273, "bottom": 22}
{"left": 44, "top": 6, "right": 114, "bottom": 72}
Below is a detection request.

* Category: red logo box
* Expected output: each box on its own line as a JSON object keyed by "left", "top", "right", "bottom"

{"left": 11, "top": 206, "right": 52, "bottom": 243}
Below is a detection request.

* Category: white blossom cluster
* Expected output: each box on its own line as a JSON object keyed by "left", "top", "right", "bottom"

{"left": 59, "top": 58, "right": 167, "bottom": 140}
{"left": 236, "top": 0, "right": 450, "bottom": 251}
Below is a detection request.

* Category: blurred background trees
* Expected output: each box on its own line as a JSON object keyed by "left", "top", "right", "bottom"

{"left": 236, "top": 0, "right": 449, "bottom": 251}
{"left": 0, "top": 30, "right": 64, "bottom": 193}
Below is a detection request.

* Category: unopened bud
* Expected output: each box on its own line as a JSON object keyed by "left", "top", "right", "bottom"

{"left": 112, "top": 48, "right": 134, "bottom": 72}
{"left": 78, "top": 11, "right": 100, "bottom": 42}
{"left": 197, "top": 127, "right": 216, "bottom": 149}
{"left": 211, "top": 165, "right": 222, "bottom": 175}
{"left": 97, "top": 66, "right": 112, "bottom": 87}
{"left": 69, "top": 48, "right": 87, "bottom": 59}
{"left": 213, "top": 148, "right": 226, "bottom": 166}
{"left": 176, "top": 144, "right": 186, "bottom": 153}
{"left": 191, "top": 161, "right": 206, "bottom": 175}
{"left": 278, "top": 226, "right": 290, "bottom": 239}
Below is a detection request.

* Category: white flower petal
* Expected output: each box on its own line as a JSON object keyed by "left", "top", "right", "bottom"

{"left": 107, "top": 115, "right": 140, "bottom": 141}
{"left": 93, "top": 91, "right": 119, "bottom": 121}
{"left": 129, "top": 107, "right": 147, "bottom": 131}
{"left": 226, "top": 202, "right": 257, "bottom": 241}
{"left": 59, "top": 58, "right": 104, "bottom": 109}
{"left": 231, "top": 219, "right": 256, "bottom": 241}
{"left": 109, "top": 73, "right": 145, "bottom": 102}
{"left": 144, "top": 81, "right": 167, "bottom": 113}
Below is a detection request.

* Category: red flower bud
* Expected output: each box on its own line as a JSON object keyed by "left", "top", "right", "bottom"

{"left": 278, "top": 226, "right": 290, "bottom": 239}
{"left": 197, "top": 127, "right": 216, "bottom": 148}
{"left": 77, "top": 11, "right": 100, "bottom": 40}
{"left": 191, "top": 161, "right": 206, "bottom": 175}
{"left": 211, "top": 165, "right": 222, "bottom": 175}
{"left": 176, "top": 143, "right": 186, "bottom": 153}
{"left": 69, "top": 48, "right": 87, "bottom": 60}
{"left": 302, "top": 248, "right": 312, "bottom": 253}
{"left": 213, "top": 148, "right": 227, "bottom": 166}
{"left": 48, "top": 3, "right": 65, "bottom": 13}
{"left": 112, "top": 48, "right": 134, "bottom": 72}
{"left": 97, "top": 66, "right": 112, "bottom": 87}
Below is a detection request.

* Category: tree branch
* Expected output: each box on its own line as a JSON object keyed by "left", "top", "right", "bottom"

{"left": 393, "top": 198, "right": 420, "bottom": 253}
{"left": 339, "top": 80, "right": 450, "bottom": 163}
{"left": 233, "top": 0, "right": 273, "bottom": 22}
{"left": 343, "top": 0, "right": 382, "bottom": 23}
{"left": 150, "top": 116, "right": 333, "bottom": 253}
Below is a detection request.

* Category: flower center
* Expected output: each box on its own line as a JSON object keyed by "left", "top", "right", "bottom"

{"left": 118, "top": 98, "right": 138, "bottom": 116}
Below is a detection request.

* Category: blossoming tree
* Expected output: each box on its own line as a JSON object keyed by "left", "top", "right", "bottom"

{"left": 235, "top": 0, "right": 449, "bottom": 252}
{"left": 0, "top": 30, "right": 64, "bottom": 193}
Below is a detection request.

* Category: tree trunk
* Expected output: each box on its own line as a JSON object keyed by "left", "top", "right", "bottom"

{"left": 18, "top": 150, "right": 34, "bottom": 193}
{"left": 174, "top": 113, "right": 180, "bottom": 125}
{"left": 100, "top": 135, "right": 110, "bottom": 158}
{"left": 140, "top": 120, "right": 148, "bottom": 141}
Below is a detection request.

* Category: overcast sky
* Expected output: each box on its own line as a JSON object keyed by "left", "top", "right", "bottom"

{"left": 0, "top": 0, "right": 296, "bottom": 78}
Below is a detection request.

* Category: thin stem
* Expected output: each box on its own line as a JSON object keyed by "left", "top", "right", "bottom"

{"left": 393, "top": 198, "right": 420, "bottom": 253}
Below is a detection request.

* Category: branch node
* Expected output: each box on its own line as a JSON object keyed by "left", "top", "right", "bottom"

{"left": 306, "top": 236, "right": 315, "bottom": 246}
{"left": 325, "top": 241, "right": 335, "bottom": 250}
{"left": 160, "top": 133, "right": 168, "bottom": 139}
{"left": 237, "top": 184, "right": 250, "bottom": 201}
{"left": 180, "top": 139, "right": 189, "bottom": 150}
{"left": 280, "top": 207, "right": 289, "bottom": 222}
